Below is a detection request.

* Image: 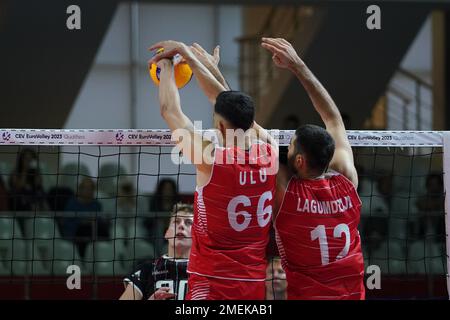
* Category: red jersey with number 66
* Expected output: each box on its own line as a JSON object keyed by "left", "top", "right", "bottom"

{"left": 275, "top": 171, "right": 365, "bottom": 300}
{"left": 187, "top": 142, "right": 277, "bottom": 283}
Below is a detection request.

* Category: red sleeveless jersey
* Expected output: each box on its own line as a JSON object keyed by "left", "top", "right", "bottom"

{"left": 275, "top": 172, "right": 365, "bottom": 300}
{"left": 187, "top": 142, "right": 277, "bottom": 281}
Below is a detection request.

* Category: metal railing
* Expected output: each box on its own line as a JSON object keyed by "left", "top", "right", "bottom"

{"left": 237, "top": 6, "right": 314, "bottom": 109}
{"left": 386, "top": 68, "right": 433, "bottom": 130}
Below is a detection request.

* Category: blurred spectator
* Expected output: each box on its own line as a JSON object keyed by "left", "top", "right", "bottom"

{"left": 357, "top": 167, "right": 389, "bottom": 240}
{"left": 47, "top": 186, "right": 74, "bottom": 233}
{"left": 376, "top": 174, "right": 393, "bottom": 209}
{"left": 63, "top": 177, "right": 106, "bottom": 257}
{"left": 363, "top": 216, "right": 388, "bottom": 246}
{"left": 282, "top": 114, "right": 300, "bottom": 130}
{"left": 115, "top": 180, "right": 138, "bottom": 241}
{"left": 8, "top": 149, "right": 47, "bottom": 234}
{"left": 266, "top": 258, "right": 287, "bottom": 300}
{"left": 9, "top": 148, "right": 47, "bottom": 212}
{"left": 0, "top": 176, "right": 9, "bottom": 211}
{"left": 149, "top": 179, "right": 178, "bottom": 213}
{"left": 117, "top": 181, "right": 136, "bottom": 215}
{"left": 364, "top": 228, "right": 387, "bottom": 264}
{"left": 417, "top": 174, "right": 444, "bottom": 212}
{"left": 416, "top": 173, "right": 444, "bottom": 239}
{"left": 146, "top": 179, "right": 179, "bottom": 254}
{"left": 47, "top": 186, "right": 74, "bottom": 211}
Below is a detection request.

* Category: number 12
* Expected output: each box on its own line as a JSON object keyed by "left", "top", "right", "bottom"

{"left": 310, "top": 224, "right": 350, "bottom": 266}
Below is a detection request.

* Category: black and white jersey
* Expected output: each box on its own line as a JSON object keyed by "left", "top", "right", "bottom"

{"left": 124, "top": 255, "right": 188, "bottom": 300}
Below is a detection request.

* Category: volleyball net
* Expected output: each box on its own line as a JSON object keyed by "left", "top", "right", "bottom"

{"left": 0, "top": 129, "right": 448, "bottom": 299}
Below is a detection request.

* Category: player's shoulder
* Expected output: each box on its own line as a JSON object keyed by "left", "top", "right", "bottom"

{"left": 325, "top": 170, "right": 356, "bottom": 187}
{"left": 157, "top": 255, "right": 189, "bottom": 268}
{"left": 130, "top": 258, "right": 156, "bottom": 275}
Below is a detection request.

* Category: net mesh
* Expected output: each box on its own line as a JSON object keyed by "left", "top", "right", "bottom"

{"left": 0, "top": 130, "right": 447, "bottom": 299}
{"left": 355, "top": 146, "right": 447, "bottom": 299}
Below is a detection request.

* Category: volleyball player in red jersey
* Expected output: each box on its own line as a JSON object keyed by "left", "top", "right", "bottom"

{"left": 261, "top": 37, "right": 365, "bottom": 300}
{"left": 149, "top": 41, "right": 278, "bottom": 300}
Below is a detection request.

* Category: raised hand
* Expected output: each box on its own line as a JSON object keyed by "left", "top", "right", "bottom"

{"left": 148, "top": 40, "right": 189, "bottom": 64}
{"left": 261, "top": 37, "right": 304, "bottom": 70}
{"left": 190, "top": 43, "right": 220, "bottom": 67}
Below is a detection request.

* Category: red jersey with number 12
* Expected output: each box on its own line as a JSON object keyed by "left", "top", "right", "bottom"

{"left": 275, "top": 171, "right": 365, "bottom": 300}
{"left": 187, "top": 142, "right": 277, "bottom": 281}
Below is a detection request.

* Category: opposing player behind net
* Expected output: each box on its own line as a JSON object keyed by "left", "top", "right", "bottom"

{"left": 119, "top": 203, "right": 193, "bottom": 300}
{"left": 261, "top": 37, "right": 365, "bottom": 300}
{"left": 148, "top": 40, "right": 278, "bottom": 300}
{"left": 265, "top": 257, "right": 287, "bottom": 300}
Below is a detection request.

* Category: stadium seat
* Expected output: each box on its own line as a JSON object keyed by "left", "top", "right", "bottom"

{"left": 126, "top": 239, "right": 155, "bottom": 261}
{"left": 109, "top": 219, "right": 126, "bottom": 243}
{"left": 0, "top": 238, "right": 31, "bottom": 275}
{"left": 426, "top": 241, "right": 446, "bottom": 275}
{"left": 390, "top": 192, "right": 420, "bottom": 218}
{"left": 84, "top": 241, "right": 126, "bottom": 276}
{"left": 51, "top": 239, "right": 82, "bottom": 275}
{"left": 127, "top": 219, "right": 150, "bottom": 241}
{"left": 0, "top": 217, "right": 23, "bottom": 239}
{"left": 11, "top": 239, "right": 31, "bottom": 276}
{"left": 0, "top": 239, "right": 12, "bottom": 275}
{"left": 24, "top": 217, "right": 61, "bottom": 240}
{"left": 407, "top": 241, "right": 426, "bottom": 274}
{"left": 369, "top": 240, "right": 389, "bottom": 274}
{"left": 388, "top": 218, "right": 408, "bottom": 240}
{"left": 0, "top": 218, "right": 13, "bottom": 239}
{"left": 0, "top": 262, "right": 9, "bottom": 275}
{"left": 30, "top": 239, "right": 55, "bottom": 275}
{"left": 388, "top": 239, "right": 407, "bottom": 274}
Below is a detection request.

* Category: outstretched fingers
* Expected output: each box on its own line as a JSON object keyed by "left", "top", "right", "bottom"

{"left": 213, "top": 45, "right": 220, "bottom": 62}
{"left": 262, "top": 37, "right": 287, "bottom": 50}
{"left": 261, "top": 42, "right": 284, "bottom": 55}
{"left": 192, "top": 42, "right": 207, "bottom": 54}
{"left": 148, "top": 41, "right": 166, "bottom": 52}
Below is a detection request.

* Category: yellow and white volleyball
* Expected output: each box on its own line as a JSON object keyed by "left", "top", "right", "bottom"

{"left": 149, "top": 48, "right": 193, "bottom": 89}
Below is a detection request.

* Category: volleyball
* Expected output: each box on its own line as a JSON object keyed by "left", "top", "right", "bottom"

{"left": 149, "top": 48, "right": 193, "bottom": 89}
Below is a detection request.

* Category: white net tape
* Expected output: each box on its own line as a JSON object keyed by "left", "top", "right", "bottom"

{"left": 0, "top": 129, "right": 445, "bottom": 147}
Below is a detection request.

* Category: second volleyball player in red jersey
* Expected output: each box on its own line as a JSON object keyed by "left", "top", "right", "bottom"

{"left": 149, "top": 41, "right": 278, "bottom": 300}
{"left": 262, "top": 37, "right": 365, "bottom": 300}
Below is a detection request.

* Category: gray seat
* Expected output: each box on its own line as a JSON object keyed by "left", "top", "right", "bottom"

{"left": 51, "top": 239, "right": 82, "bottom": 275}
{"left": 84, "top": 241, "right": 126, "bottom": 276}
{"left": 0, "top": 218, "right": 23, "bottom": 239}
{"left": 24, "top": 217, "right": 61, "bottom": 239}
{"left": 407, "top": 241, "right": 426, "bottom": 274}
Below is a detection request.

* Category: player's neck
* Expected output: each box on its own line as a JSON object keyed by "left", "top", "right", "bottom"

{"left": 298, "top": 172, "right": 325, "bottom": 180}
{"left": 223, "top": 130, "right": 257, "bottom": 150}
{"left": 168, "top": 246, "right": 190, "bottom": 259}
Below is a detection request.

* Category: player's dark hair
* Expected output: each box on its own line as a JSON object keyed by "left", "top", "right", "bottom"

{"left": 294, "top": 124, "right": 335, "bottom": 174}
{"left": 214, "top": 91, "right": 255, "bottom": 131}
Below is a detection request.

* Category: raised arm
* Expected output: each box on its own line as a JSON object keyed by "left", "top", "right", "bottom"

{"left": 261, "top": 37, "right": 357, "bottom": 187}
{"left": 189, "top": 43, "right": 276, "bottom": 147}
{"left": 149, "top": 41, "right": 226, "bottom": 105}
{"left": 154, "top": 58, "right": 213, "bottom": 175}
{"left": 190, "top": 43, "right": 231, "bottom": 91}
{"left": 151, "top": 41, "right": 276, "bottom": 149}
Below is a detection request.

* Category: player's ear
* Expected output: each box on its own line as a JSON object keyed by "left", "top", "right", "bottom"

{"left": 164, "top": 226, "right": 171, "bottom": 240}
{"left": 296, "top": 154, "right": 304, "bottom": 170}
{"left": 219, "top": 121, "right": 226, "bottom": 137}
